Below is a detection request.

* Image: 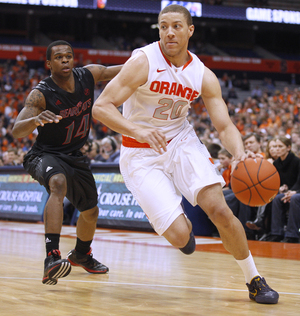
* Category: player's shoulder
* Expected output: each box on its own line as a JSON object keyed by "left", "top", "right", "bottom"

{"left": 73, "top": 67, "right": 90, "bottom": 79}
{"left": 35, "top": 77, "right": 54, "bottom": 92}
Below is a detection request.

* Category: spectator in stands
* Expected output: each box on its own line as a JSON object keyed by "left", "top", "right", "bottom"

{"left": 243, "top": 133, "right": 265, "bottom": 157}
{"left": 2, "top": 148, "right": 19, "bottom": 166}
{"left": 227, "top": 87, "right": 238, "bottom": 99}
{"left": 265, "top": 138, "right": 279, "bottom": 163}
{"left": 246, "top": 138, "right": 279, "bottom": 235}
{"left": 263, "top": 77, "right": 275, "bottom": 96}
{"left": 80, "top": 140, "right": 101, "bottom": 163}
{"left": 261, "top": 137, "right": 300, "bottom": 242}
{"left": 251, "top": 85, "right": 262, "bottom": 99}
{"left": 206, "top": 143, "right": 221, "bottom": 167}
{"left": 98, "top": 136, "right": 120, "bottom": 163}
{"left": 217, "top": 148, "right": 232, "bottom": 189}
{"left": 16, "top": 51, "right": 27, "bottom": 69}
{"left": 240, "top": 73, "right": 250, "bottom": 91}
{"left": 225, "top": 133, "right": 264, "bottom": 239}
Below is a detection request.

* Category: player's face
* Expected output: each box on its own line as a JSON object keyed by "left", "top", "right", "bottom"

{"left": 159, "top": 12, "right": 194, "bottom": 59}
{"left": 47, "top": 45, "right": 74, "bottom": 77}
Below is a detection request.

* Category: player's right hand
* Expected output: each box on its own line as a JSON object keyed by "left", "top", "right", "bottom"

{"left": 134, "top": 128, "right": 167, "bottom": 154}
{"left": 35, "top": 110, "right": 62, "bottom": 127}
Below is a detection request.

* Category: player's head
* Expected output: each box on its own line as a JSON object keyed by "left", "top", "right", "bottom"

{"left": 158, "top": 5, "right": 194, "bottom": 58}
{"left": 46, "top": 40, "right": 74, "bottom": 61}
{"left": 46, "top": 40, "right": 74, "bottom": 75}
{"left": 158, "top": 4, "right": 193, "bottom": 26}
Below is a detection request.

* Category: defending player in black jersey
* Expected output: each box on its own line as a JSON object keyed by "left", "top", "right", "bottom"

{"left": 12, "top": 40, "right": 122, "bottom": 285}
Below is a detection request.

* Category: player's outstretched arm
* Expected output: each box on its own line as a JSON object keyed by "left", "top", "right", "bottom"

{"left": 201, "top": 66, "right": 245, "bottom": 163}
{"left": 85, "top": 64, "right": 123, "bottom": 83}
{"left": 12, "top": 89, "right": 62, "bottom": 139}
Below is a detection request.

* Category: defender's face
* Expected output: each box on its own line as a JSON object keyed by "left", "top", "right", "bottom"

{"left": 47, "top": 45, "right": 74, "bottom": 77}
{"left": 159, "top": 12, "right": 194, "bottom": 58}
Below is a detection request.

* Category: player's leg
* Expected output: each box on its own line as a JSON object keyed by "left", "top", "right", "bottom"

{"left": 197, "top": 183, "right": 249, "bottom": 259}
{"left": 197, "top": 183, "right": 279, "bottom": 304}
{"left": 120, "top": 147, "right": 195, "bottom": 254}
{"left": 45, "top": 173, "right": 67, "bottom": 234}
{"left": 64, "top": 161, "right": 108, "bottom": 274}
{"left": 43, "top": 173, "right": 72, "bottom": 285}
{"left": 162, "top": 213, "right": 195, "bottom": 254}
{"left": 67, "top": 205, "right": 109, "bottom": 274}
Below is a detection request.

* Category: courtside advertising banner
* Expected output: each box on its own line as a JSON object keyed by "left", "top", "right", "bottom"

{"left": 93, "top": 172, "right": 153, "bottom": 230}
{"left": 0, "top": 174, "right": 48, "bottom": 221}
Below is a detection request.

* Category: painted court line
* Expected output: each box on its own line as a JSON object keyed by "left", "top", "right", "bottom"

{"left": 0, "top": 276, "right": 298, "bottom": 297}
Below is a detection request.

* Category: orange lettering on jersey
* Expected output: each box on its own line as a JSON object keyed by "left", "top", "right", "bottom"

{"left": 169, "top": 82, "right": 177, "bottom": 95}
{"left": 150, "top": 81, "right": 160, "bottom": 92}
{"left": 190, "top": 90, "right": 199, "bottom": 101}
{"left": 149, "top": 81, "right": 199, "bottom": 101}
{"left": 159, "top": 81, "right": 170, "bottom": 94}
{"left": 176, "top": 84, "right": 185, "bottom": 98}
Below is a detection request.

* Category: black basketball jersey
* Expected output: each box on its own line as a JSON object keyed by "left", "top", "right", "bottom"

{"left": 32, "top": 67, "right": 95, "bottom": 154}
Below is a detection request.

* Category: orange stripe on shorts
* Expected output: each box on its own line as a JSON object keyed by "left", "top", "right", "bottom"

{"left": 122, "top": 135, "right": 173, "bottom": 148}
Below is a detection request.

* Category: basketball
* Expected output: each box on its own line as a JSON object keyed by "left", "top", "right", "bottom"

{"left": 230, "top": 157, "right": 280, "bottom": 207}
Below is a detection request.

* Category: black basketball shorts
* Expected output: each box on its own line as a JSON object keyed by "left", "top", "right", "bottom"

{"left": 23, "top": 150, "right": 98, "bottom": 212}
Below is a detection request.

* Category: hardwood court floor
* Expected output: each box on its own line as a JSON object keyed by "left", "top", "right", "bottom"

{"left": 0, "top": 220, "right": 299, "bottom": 316}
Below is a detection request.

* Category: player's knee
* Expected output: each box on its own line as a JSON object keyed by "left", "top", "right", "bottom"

{"left": 179, "top": 231, "right": 196, "bottom": 255}
{"left": 81, "top": 206, "right": 99, "bottom": 223}
{"left": 49, "top": 174, "right": 67, "bottom": 196}
{"left": 209, "top": 206, "right": 233, "bottom": 228}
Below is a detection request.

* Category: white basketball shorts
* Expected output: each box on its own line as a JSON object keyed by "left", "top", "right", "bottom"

{"left": 120, "top": 124, "right": 225, "bottom": 235}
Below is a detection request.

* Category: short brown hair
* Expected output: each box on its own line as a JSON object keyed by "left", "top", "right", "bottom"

{"left": 158, "top": 4, "right": 193, "bottom": 26}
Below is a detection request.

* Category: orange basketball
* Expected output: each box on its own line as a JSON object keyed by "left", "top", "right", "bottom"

{"left": 230, "top": 157, "right": 280, "bottom": 207}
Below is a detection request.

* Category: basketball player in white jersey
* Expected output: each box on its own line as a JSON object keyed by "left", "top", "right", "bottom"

{"left": 92, "top": 4, "right": 278, "bottom": 304}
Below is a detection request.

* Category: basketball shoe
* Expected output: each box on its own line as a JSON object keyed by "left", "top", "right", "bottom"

{"left": 67, "top": 248, "right": 109, "bottom": 274}
{"left": 246, "top": 276, "right": 279, "bottom": 304}
{"left": 42, "top": 249, "right": 72, "bottom": 285}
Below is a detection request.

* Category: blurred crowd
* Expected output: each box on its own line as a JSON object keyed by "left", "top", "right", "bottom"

{"left": 1, "top": 54, "right": 300, "bottom": 168}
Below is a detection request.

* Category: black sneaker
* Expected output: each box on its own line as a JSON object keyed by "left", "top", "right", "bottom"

{"left": 42, "top": 249, "right": 72, "bottom": 285}
{"left": 67, "top": 248, "right": 109, "bottom": 274}
{"left": 246, "top": 276, "right": 279, "bottom": 304}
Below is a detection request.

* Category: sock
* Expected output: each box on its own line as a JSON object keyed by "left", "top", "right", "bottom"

{"left": 45, "top": 234, "right": 60, "bottom": 256}
{"left": 75, "top": 238, "right": 92, "bottom": 254}
{"left": 236, "top": 251, "right": 260, "bottom": 284}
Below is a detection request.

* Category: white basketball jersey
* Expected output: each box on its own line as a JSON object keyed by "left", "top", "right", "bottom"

{"left": 123, "top": 41, "right": 205, "bottom": 140}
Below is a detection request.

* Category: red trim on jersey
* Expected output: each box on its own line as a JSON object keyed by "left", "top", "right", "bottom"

{"left": 183, "top": 51, "right": 193, "bottom": 70}
{"left": 122, "top": 135, "right": 172, "bottom": 148}
{"left": 158, "top": 41, "right": 193, "bottom": 70}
